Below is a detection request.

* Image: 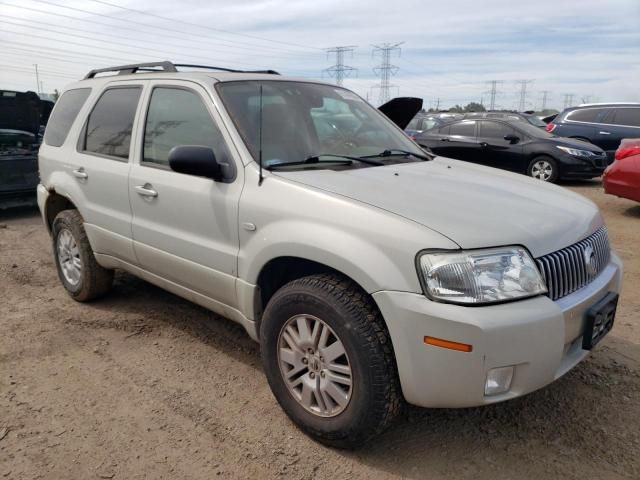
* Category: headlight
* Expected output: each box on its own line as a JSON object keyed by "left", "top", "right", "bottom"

{"left": 557, "top": 146, "right": 595, "bottom": 158}
{"left": 417, "top": 247, "right": 547, "bottom": 305}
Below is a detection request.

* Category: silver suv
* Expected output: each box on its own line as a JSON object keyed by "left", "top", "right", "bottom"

{"left": 38, "top": 62, "right": 623, "bottom": 447}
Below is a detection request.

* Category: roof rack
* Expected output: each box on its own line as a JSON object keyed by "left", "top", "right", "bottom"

{"left": 84, "top": 61, "right": 279, "bottom": 79}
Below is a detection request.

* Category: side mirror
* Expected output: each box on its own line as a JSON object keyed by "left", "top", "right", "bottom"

{"left": 504, "top": 134, "right": 520, "bottom": 144}
{"left": 168, "top": 145, "right": 225, "bottom": 181}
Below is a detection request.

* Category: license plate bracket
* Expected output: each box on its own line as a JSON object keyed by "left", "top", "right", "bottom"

{"left": 582, "top": 292, "right": 618, "bottom": 350}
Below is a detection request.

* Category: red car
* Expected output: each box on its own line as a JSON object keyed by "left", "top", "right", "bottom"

{"left": 603, "top": 138, "right": 640, "bottom": 202}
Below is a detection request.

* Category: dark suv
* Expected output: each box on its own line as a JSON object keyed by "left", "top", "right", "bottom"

{"left": 547, "top": 103, "right": 640, "bottom": 161}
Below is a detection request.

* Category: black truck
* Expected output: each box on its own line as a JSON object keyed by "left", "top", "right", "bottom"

{"left": 0, "top": 90, "right": 44, "bottom": 208}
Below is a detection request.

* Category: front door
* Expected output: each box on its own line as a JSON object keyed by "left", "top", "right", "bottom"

{"left": 476, "top": 120, "right": 523, "bottom": 172}
{"left": 129, "top": 81, "right": 243, "bottom": 307}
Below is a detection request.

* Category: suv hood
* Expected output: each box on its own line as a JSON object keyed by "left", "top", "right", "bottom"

{"left": 274, "top": 158, "right": 602, "bottom": 257}
{"left": 550, "top": 135, "right": 605, "bottom": 152}
{"left": 0, "top": 90, "right": 41, "bottom": 135}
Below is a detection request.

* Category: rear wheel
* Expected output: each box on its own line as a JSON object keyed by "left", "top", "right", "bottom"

{"left": 52, "top": 209, "right": 114, "bottom": 301}
{"left": 528, "top": 156, "right": 559, "bottom": 183}
{"left": 260, "top": 273, "right": 401, "bottom": 448}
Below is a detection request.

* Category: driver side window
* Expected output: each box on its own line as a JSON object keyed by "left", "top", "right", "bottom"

{"left": 143, "top": 87, "right": 230, "bottom": 167}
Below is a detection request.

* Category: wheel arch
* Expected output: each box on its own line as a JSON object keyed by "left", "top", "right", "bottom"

{"left": 43, "top": 189, "right": 79, "bottom": 233}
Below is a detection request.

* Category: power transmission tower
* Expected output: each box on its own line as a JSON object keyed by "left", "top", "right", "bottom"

{"left": 539, "top": 90, "right": 550, "bottom": 111}
{"left": 563, "top": 93, "right": 575, "bottom": 109}
{"left": 515, "top": 80, "right": 534, "bottom": 111}
{"left": 33, "top": 64, "right": 41, "bottom": 95}
{"left": 372, "top": 42, "right": 403, "bottom": 105}
{"left": 323, "top": 46, "right": 357, "bottom": 86}
{"left": 485, "top": 80, "right": 503, "bottom": 110}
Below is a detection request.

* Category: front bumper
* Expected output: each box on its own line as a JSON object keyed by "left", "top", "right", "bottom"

{"left": 373, "top": 252, "right": 623, "bottom": 408}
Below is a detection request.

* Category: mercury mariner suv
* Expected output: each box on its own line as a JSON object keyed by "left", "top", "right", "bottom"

{"left": 37, "top": 62, "right": 623, "bottom": 448}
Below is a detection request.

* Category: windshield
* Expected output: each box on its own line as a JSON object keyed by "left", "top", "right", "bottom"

{"left": 525, "top": 115, "right": 547, "bottom": 127}
{"left": 515, "top": 121, "right": 555, "bottom": 139}
{"left": 216, "top": 80, "right": 425, "bottom": 168}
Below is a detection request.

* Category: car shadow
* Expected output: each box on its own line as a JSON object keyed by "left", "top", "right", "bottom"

{"left": 622, "top": 204, "right": 640, "bottom": 219}
{"left": 557, "top": 178, "right": 602, "bottom": 189}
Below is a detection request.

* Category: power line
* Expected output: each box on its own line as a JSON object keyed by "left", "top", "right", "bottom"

{"left": 485, "top": 80, "right": 503, "bottom": 110}
{"left": 85, "top": 0, "right": 322, "bottom": 52}
{"left": 372, "top": 42, "right": 403, "bottom": 105}
{"left": 323, "top": 46, "right": 357, "bottom": 86}
{"left": 515, "top": 79, "right": 534, "bottom": 111}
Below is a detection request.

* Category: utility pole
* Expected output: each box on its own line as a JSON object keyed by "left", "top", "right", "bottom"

{"left": 33, "top": 64, "right": 41, "bottom": 96}
{"left": 516, "top": 80, "right": 534, "bottom": 111}
{"left": 323, "top": 46, "right": 357, "bottom": 86}
{"left": 486, "top": 80, "right": 503, "bottom": 110}
{"left": 372, "top": 42, "right": 403, "bottom": 105}
{"left": 539, "top": 90, "right": 550, "bottom": 111}
{"left": 563, "top": 93, "right": 575, "bottom": 109}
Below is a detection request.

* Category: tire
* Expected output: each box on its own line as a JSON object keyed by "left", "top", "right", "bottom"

{"left": 51, "top": 209, "right": 114, "bottom": 302}
{"left": 527, "top": 156, "right": 559, "bottom": 183}
{"left": 260, "top": 273, "right": 401, "bottom": 448}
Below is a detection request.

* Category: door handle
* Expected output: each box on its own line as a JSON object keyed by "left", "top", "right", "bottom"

{"left": 72, "top": 168, "right": 88, "bottom": 179}
{"left": 440, "top": 138, "right": 450, "bottom": 142}
{"left": 135, "top": 184, "right": 158, "bottom": 198}
{"left": 480, "top": 142, "right": 489, "bottom": 148}
{"left": 599, "top": 131, "right": 611, "bottom": 135}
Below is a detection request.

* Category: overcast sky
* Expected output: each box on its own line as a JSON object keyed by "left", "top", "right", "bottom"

{"left": 1, "top": 0, "right": 638, "bottom": 110}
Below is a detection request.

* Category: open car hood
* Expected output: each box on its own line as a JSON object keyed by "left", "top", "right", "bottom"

{"left": 378, "top": 97, "right": 423, "bottom": 130}
{"left": 0, "top": 90, "right": 41, "bottom": 135}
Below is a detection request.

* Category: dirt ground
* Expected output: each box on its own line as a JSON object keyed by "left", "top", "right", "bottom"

{"left": 1, "top": 181, "right": 639, "bottom": 480}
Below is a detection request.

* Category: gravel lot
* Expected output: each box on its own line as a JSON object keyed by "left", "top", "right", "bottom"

{"left": 1, "top": 181, "right": 639, "bottom": 480}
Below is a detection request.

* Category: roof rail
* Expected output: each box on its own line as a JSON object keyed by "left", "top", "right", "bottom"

{"left": 84, "top": 61, "right": 177, "bottom": 79}
{"left": 83, "top": 61, "right": 279, "bottom": 79}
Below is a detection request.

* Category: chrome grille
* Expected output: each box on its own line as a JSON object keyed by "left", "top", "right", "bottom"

{"left": 536, "top": 226, "right": 610, "bottom": 301}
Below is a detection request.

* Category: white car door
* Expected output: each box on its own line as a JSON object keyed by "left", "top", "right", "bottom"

{"left": 128, "top": 80, "right": 243, "bottom": 308}
{"left": 70, "top": 83, "right": 145, "bottom": 264}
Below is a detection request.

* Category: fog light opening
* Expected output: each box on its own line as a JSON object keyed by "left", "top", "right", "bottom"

{"left": 485, "top": 366, "right": 514, "bottom": 396}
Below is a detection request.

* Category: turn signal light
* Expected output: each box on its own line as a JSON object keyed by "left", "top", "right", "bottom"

{"left": 424, "top": 336, "right": 473, "bottom": 352}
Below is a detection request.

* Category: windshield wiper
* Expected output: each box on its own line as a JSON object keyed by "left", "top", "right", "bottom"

{"left": 360, "top": 149, "right": 434, "bottom": 161}
{"left": 266, "top": 153, "right": 383, "bottom": 170}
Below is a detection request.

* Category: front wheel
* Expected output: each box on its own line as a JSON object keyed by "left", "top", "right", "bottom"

{"left": 528, "top": 156, "right": 559, "bottom": 183}
{"left": 260, "top": 274, "right": 401, "bottom": 448}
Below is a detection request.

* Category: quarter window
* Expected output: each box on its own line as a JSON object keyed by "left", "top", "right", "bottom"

{"left": 611, "top": 108, "right": 640, "bottom": 127}
{"left": 83, "top": 87, "right": 141, "bottom": 159}
{"left": 449, "top": 121, "right": 476, "bottom": 136}
{"left": 143, "top": 87, "right": 230, "bottom": 167}
{"left": 44, "top": 88, "right": 91, "bottom": 147}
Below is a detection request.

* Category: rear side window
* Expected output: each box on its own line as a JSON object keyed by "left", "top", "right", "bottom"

{"left": 449, "top": 121, "right": 476, "bottom": 136}
{"left": 566, "top": 108, "right": 606, "bottom": 123}
{"left": 611, "top": 108, "right": 640, "bottom": 127}
{"left": 82, "top": 87, "right": 141, "bottom": 159}
{"left": 44, "top": 88, "right": 91, "bottom": 147}
{"left": 478, "top": 121, "right": 514, "bottom": 139}
{"left": 143, "top": 87, "right": 231, "bottom": 167}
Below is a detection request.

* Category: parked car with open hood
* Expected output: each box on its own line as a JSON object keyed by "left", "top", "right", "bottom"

{"left": 546, "top": 103, "right": 640, "bottom": 162}
{"left": 415, "top": 117, "right": 608, "bottom": 182}
{"left": 37, "top": 61, "right": 622, "bottom": 447}
{"left": 0, "top": 90, "right": 42, "bottom": 207}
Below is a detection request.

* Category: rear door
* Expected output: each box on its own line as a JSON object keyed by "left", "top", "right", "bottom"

{"left": 600, "top": 107, "right": 640, "bottom": 160}
{"left": 64, "top": 84, "right": 143, "bottom": 263}
{"left": 128, "top": 80, "right": 242, "bottom": 308}
{"left": 476, "top": 120, "right": 523, "bottom": 172}
{"left": 441, "top": 120, "right": 480, "bottom": 161}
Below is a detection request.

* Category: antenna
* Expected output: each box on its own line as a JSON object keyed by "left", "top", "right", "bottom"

{"left": 258, "top": 84, "right": 264, "bottom": 186}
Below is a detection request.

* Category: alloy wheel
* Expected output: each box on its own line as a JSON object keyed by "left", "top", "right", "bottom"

{"left": 277, "top": 314, "right": 353, "bottom": 417}
{"left": 531, "top": 160, "right": 554, "bottom": 181}
{"left": 57, "top": 228, "right": 82, "bottom": 286}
